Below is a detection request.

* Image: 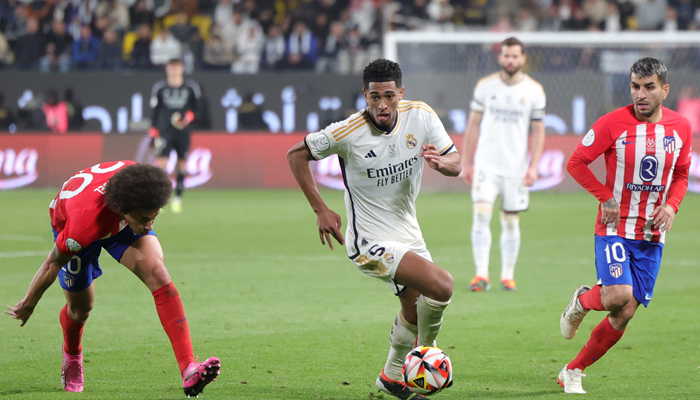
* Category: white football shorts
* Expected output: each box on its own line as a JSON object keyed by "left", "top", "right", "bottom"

{"left": 350, "top": 237, "right": 433, "bottom": 296}
{"left": 471, "top": 169, "right": 529, "bottom": 212}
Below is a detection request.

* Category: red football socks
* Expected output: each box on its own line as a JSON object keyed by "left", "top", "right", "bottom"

{"left": 568, "top": 316, "right": 625, "bottom": 371}
{"left": 153, "top": 282, "right": 195, "bottom": 374}
{"left": 579, "top": 285, "right": 605, "bottom": 311}
{"left": 60, "top": 304, "right": 85, "bottom": 355}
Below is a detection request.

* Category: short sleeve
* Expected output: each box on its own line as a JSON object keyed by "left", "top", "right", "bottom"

{"left": 426, "top": 111, "right": 456, "bottom": 156}
{"left": 676, "top": 118, "right": 693, "bottom": 168}
{"left": 305, "top": 126, "right": 341, "bottom": 160}
{"left": 575, "top": 115, "right": 614, "bottom": 164}
{"left": 531, "top": 86, "right": 546, "bottom": 120}
{"left": 55, "top": 212, "right": 100, "bottom": 256}
{"left": 470, "top": 84, "right": 486, "bottom": 113}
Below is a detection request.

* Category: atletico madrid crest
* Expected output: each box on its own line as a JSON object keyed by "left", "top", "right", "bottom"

{"left": 609, "top": 263, "right": 623, "bottom": 278}
{"left": 663, "top": 137, "right": 676, "bottom": 154}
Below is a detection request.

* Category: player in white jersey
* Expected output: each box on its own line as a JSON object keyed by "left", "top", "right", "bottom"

{"left": 460, "top": 37, "right": 546, "bottom": 292}
{"left": 288, "top": 59, "right": 461, "bottom": 400}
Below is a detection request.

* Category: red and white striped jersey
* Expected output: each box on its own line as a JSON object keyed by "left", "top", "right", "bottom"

{"left": 575, "top": 105, "right": 692, "bottom": 243}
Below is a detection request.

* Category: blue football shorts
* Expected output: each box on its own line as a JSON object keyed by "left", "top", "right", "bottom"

{"left": 53, "top": 226, "right": 156, "bottom": 292}
{"left": 594, "top": 235, "right": 663, "bottom": 307}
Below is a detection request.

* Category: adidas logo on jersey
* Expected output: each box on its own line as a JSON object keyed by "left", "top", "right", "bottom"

{"left": 365, "top": 150, "right": 377, "bottom": 158}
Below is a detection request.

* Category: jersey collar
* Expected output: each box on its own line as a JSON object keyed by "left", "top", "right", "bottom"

{"left": 366, "top": 108, "right": 401, "bottom": 135}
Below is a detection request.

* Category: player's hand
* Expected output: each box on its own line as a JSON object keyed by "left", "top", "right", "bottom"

{"left": 5, "top": 301, "right": 35, "bottom": 327}
{"left": 459, "top": 164, "right": 474, "bottom": 185}
{"left": 150, "top": 136, "right": 164, "bottom": 151}
{"left": 419, "top": 144, "right": 442, "bottom": 170}
{"left": 650, "top": 204, "right": 675, "bottom": 232}
{"left": 170, "top": 112, "right": 193, "bottom": 130}
{"left": 600, "top": 197, "right": 621, "bottom": 228}
{"left": 316, "top": 207, "right": 344, "bottom": 250}
{"left": 523, "top": 166, "right": 538, "bottom": 187}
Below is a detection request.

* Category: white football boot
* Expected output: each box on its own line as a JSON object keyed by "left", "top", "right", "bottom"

{"left": 558, "top": 364, "right": 586, "bottom": 394}
{"left": 560, "top": 285, "right": 591, "bottom": 340}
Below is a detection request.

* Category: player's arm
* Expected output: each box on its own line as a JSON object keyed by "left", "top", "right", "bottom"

{"left": 287, "top": 140, "right": 344, "bottom": 250}
{"left": 420, "top": 144, "right": 461, "bottom": 176}
{"left": 176, "top": 81, "right": 200, "bottom": 129}
{"left": 459, "top": 111, "right": 482, "bottom": 184}
{"left": 650, "top": 130, "right": 692, "bottom": 232}
{"left": 524, "top": 119, "right": 545, "bottom": 186}
{"left": 5, "top": 244, "right": 71, "bottom": 326}
{"left": 567, "top": 151, "right": 619, "bottom": 228}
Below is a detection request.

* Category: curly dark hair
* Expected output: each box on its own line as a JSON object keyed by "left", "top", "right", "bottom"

{"left": 630, "top": 57, "right": 668, "bottom": 85}
{"left": 105, "top": 163, "right": 173, "bottom": 214}
{"left": 362, "top": 58, "right": 402, "bottom": 89}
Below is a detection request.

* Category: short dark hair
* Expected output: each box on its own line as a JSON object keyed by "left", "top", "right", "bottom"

{"left": 500, "top": 37, "right": 525, "bottom": 54}
{"left": 362, "top": 59, "right": 402, "bottom": 89}
{"left": 105, "top": 163, "right": 173, "bottom": 214}
{"left": 166, "top": 58, "right": 183, "bottom": 66}
{"left": 630, "top": 57, "right": 668, "bottom": 85}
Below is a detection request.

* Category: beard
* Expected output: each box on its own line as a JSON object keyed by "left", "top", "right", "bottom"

{"left": 502, "top": 65, "right": 521, "bottom": 77}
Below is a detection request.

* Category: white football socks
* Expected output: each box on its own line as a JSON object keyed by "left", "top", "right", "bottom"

{"left": 383, "top": 312, "right": 418, "bottom": 382}
{"left": 471, "top": 204, "right": 493, "bottom": 278}
{"left": 416, "top": 295, "right": 450, "bottom": 347}
{"left": 500, "top": 212, "right": 521, "bottom": 281}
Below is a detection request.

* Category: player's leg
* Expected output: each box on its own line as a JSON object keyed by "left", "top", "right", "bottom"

{"left": 118, "top": 234, "right": 220, "bottom": 395}
{"left": 470, "top": 170, "right": 498, "bottom": 291}
{"left": 60, "top": 283, "right": 94, "bottom": 392}
{"left": 499, "top": 176, "right": 528, "bottom": 291}
{"left": 394, "top": 251, "right": 452, "bottom": 348}
{"left": 171, "top": 132, "right": 190, "bottom": 214}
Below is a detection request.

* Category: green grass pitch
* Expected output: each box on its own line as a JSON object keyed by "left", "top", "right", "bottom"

{"left": 1, "top": 189, "right": 698, "bottom": 399}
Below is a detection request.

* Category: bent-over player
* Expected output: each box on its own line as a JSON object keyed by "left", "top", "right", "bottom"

{"left": 288, "top": 59, "right": 461, "bottom": 400}
{"left": 6, "top": 162, "right": 220, "bottom": 397}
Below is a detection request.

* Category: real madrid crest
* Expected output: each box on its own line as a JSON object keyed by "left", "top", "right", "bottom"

{"left": 406, "top": 134, "right": 417, "bottom": 149}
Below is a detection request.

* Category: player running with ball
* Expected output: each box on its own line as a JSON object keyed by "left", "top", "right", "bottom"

{"left": 6, "top": 162, "right": 220, "bottom": 397}
{"left": 288, "top": 59, "right": 460, "bottom": 400}
{"left": 558, "top": 58, "right": 692, "bottom": 394}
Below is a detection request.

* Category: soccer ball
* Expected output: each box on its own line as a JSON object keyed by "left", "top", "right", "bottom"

{"left": 402, "top": 346, "right": 453, "bottom": 395}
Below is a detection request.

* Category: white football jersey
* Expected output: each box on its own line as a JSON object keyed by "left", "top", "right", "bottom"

{"left": 470, "top": 73, "right": 546, "bottom": 177}
{"left": 305, "top": 100, "right": 457, "bottom": 259}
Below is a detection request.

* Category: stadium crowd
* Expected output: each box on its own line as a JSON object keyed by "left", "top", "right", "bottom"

{"left": 0, "top": 0, "right": 699, "bottom": 74}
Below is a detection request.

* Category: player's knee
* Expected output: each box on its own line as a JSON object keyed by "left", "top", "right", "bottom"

{"left": 500, "top": 212, "right": 519, "bottom": 231}
{"left": 67, "top": 304, "right": 92, "bottom": 323}
{"left": 431, "top": 270, "right": 453, "bottom": 302}
{"left": 602, "top": 289, "right": 634, "bottom": 312}
{"left": 150, "top": 265, "right": 172, "bottom": 288}
{"left": 473, "top": 203, "right": 493, "bottom": 223}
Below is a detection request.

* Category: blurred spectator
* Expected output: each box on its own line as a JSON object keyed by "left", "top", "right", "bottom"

{"left": 150, "top": 29, "right": 181, "bottom": 66}
{"left": 602, "top": 1, "right": 622, "bottom": 32}
{"left": 0, "top": 31, "right": 14, "bottom": 67}
{"left": 676, "top": 0, "right": 694, "bottom": 30}
{"left": 72, "top": 24, "right": 100, "bottom": 69}
{"left": 232, "top": 21, "right": 264, "bottom": 73}
{"left": 5, "top": 4, "right": 28, "bottom": 47}
{"left": 562, "top": 8, "right": 592, "bottom": 30}
{"left": 426, "top": 0, "right": 454, "bottom": 25}
{"left": 515, "top": 7, "right": 538, "bottom": 31}
{"left": 170, "top": 11, "right": 197, "bottom": 44}
{"left": 582, "top": 0, "right": 607, "bottom": 26}
{"left": 92, "top": 15, "right": 110, "bottom": 39}
{"left": 635, "top": 0, "right": 667, "bottom": 30}
{"left": 41, "top": 20, "right": 72, "bottom": 73}
{"left": 203, "top": 33, "right": 234, "bottom": 69}
{"left": 463, "top": 0, "right": 488, "bottom": 26}
{"left": 213, "top": 0, "right": 234, "bottom": 28}
{"left": 677, "top": 85, "right": 700, "bottom": 135}
{"left": 43, "top": 89, "right": 69, "bottom": 134}
{"left": 130, "top": 23, "right": 152, "bottom": 68}
{"left": 53, "top": 0, "right": 77, "bottom": 25}
{"left": 189, "top": 30, "right": 204, "bottom": 70}
{"left": 284, "top": 20, "right": 318, "bottom": 70}
{"left": 316, "top": 20, "right": 344, "bottom": 73}
{"left": 97, "top": 28, "right": 123, "bottom": 70}
{"left": 130, "top": 0, "right": 155, "bottom": 27}
{"left": 96, "top": 0, "right": 130, "bottom": 31}
{"left": 64, "top": 88, "right": 84, "bottom": 130}
{"left": 663, "top": 6, "right": 678, "bottom": 32}
{"left": 490, "top": 12, "right": 513, "bottom": 33}
{"left": 27, "top": 1, "right": 51, "bottom": 24}
{"left": 558, "top": 0, "right": 577, "bottom": 21}
{"left": 0, "top": 94, "right": 15, "bottom": 131}
{"left": 15, "top": 17, "right": 44, "bottom": 70}
{"left": 260, "top": 24, "right": 285, "bottom": 71}
{"left": 539, "top": 4, "right": 562, "bottom": 31}
{"left": 296, "top": 0, "right": 321, "bottom": 27}
{"left": 220, "top": 7, "right": 246, "bottom": 52}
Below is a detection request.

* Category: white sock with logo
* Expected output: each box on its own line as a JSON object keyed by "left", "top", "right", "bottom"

{"left": 416, "top": 295, "right": 450, "bottom": 347}
{"left": 500, "top": 212, "right": 521, "bottom": 281}
{"left": 383, "top": 312, "right": 418, "bottom": 382}
{"left": 471, "top": 204, "right": 493, "bottom": 278}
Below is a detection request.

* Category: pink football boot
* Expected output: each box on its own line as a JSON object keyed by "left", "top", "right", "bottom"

{"left": 182, "top": 356, "right": 221, "bottom": 398}
{"left": 61, "top": 348, "right": 84, "bottom": 392}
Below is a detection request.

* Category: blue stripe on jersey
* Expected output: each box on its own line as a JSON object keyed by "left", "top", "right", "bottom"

{"left": 440, "top": 144, "right": 455, "bottom": 156}
{"left": 303, "top": 137, "right": 319, "bottom": 160}
{"left": 339, "top": 156, "right": 360, "bottom": 259}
